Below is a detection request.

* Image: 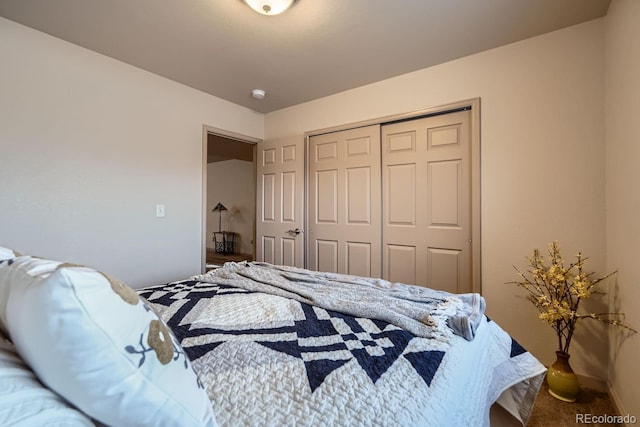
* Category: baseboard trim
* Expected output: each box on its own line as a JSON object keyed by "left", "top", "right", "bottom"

{"left": 576, "top": 373, "right": 607, "bottom": 392}
{"left": 607, "top": 382, "right": 635, "bottom": 427}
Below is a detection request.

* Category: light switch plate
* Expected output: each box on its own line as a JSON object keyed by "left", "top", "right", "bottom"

{"left": 155, "top": 204, "right": 165, "bottom": 218}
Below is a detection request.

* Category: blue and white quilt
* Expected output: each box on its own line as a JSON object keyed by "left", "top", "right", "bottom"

{"left": 139, "top": 263, "right": 545, "bottom": 427}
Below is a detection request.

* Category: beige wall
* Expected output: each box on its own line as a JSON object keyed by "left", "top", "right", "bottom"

{"left": 207, "top": 160, "right": 255, "bottom": 255}
{"left": 605, "top": 0, "right": 640, "bottom": 417}
{"left": 3, "top": 5, "right": 636, "bottom": 415}
{"left": 0, "top": 17, "right": 263, "bottom": 287}
{"left": 266, "top": 20, "right": 609, "bottom": 379}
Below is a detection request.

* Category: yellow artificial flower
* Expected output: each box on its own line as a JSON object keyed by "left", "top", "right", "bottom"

{"left": 508, "top": 241, "right": 635, "bottom": 354}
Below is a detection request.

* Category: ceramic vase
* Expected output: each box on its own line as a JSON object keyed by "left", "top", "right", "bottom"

{"left": 546, "top": 350, "right": 579, "bottom": 402}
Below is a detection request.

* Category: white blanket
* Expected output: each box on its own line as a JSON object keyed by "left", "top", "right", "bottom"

{"left": 193, "top": 262, "right": 485, "bottom": 341}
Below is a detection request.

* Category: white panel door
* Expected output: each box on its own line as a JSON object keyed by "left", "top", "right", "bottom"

{"left": 308, "top": 125, "right": 381, "bottom": 277}
{"left": 256, "top": 136, "right": 304, "bottom": 267}
{"left": 382, "top": 109, "right": 472, "bottom": 293}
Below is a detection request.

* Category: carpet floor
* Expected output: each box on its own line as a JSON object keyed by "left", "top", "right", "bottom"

{"left": 528, "top": 381, "right": 621, "bottom": 426}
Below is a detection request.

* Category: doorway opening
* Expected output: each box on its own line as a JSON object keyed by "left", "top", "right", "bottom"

{"left": 202, "top": 128, "right": 259, "bottom": 272}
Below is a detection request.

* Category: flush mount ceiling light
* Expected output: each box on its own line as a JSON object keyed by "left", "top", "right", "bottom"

{"left": 244, "top": 0, "right": 298, "bottom": 15}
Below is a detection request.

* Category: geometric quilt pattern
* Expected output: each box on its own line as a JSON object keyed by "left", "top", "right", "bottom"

{"left": 139, "top": 280, "right": 445, "bottom": 392}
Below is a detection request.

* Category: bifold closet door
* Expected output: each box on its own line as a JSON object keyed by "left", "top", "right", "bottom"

{"left": 382, "top": 110, "right": 472, "bottom": 293}
{"left": 307, "top": 125, "right": 381, "bottom": 278}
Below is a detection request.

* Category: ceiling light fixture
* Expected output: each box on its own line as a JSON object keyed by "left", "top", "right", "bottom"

{"left": 252, "top": 89, "right": 266, "bottom": 99}
{"left": 244, "top": 0, "right": 298, "bottom": 16}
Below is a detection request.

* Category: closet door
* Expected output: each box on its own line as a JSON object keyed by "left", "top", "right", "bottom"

{"left": 382, "top": 109, "right": 472, "bottom": 293}
{"left": 307, "top": 125, "right": 381, "bottom": 277}
{"left": 256, "top": 136, "right": 305, "bottom": 267}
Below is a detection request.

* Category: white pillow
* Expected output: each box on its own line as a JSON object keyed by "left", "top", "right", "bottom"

{"left": 0, "top": 246, "right": 21, "bottom": 336}
{"left": 0, "top": 246, "right": 18, "bottom": 262}
{"left": 0, "top": 337, "right": 94, "bottom": 426}
{"left": 3, "top": 257, "right": 216, "bottom": 427}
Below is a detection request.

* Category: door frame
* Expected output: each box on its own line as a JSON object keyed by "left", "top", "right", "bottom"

{"left": 201, "top": 125, "right": 261, "bottom": 274}
{"left": 303, "top": 98, "right": 481, "bottom": 293}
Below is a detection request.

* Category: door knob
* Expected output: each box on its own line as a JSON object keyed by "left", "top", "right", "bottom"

{"left": 288, "top": 228, "right": 302, "bottom": 235}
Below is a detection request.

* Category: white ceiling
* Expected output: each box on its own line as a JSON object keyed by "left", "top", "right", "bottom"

{"left": 0, "top": 0, "right": 611, "bottom": 114}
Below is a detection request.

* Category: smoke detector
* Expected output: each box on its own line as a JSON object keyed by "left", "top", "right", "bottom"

{"left": 252, "top": 89, "right": 266, "bottom": 99}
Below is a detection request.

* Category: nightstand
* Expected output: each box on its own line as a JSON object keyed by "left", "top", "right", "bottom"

{"left": 213, "top": 231, "right": 235, "bottom": 254}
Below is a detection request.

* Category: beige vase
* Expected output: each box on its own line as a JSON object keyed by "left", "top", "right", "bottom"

{"left": 546, "top": 350, "right": 580, "bottom": 402}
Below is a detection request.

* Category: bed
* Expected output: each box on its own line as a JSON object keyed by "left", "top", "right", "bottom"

{"left": 141, "top": 262, "right": 546, "bottom": 426}
{"left": 0, "top": 248, "right": 545, "bottom": 427}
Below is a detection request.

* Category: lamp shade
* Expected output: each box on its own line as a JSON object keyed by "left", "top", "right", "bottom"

{"left": 212, "top": 202, "right": 228, "bottom": 212}
{"left": 244, "top": 0, "right": 297, "bottom": 15}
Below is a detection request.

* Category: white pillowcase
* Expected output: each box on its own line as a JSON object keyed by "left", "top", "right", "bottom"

{"left": 2, "top": 256, "right": 216, "bottom": 427}
{"left": 0, "top": 246, "right": 17, "bottom": 262}
{"left": 0, "top": 337, "right": 94, "bottom": 426}
{"left": 0, "top": 246, "right": 20, "bottom": 336}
